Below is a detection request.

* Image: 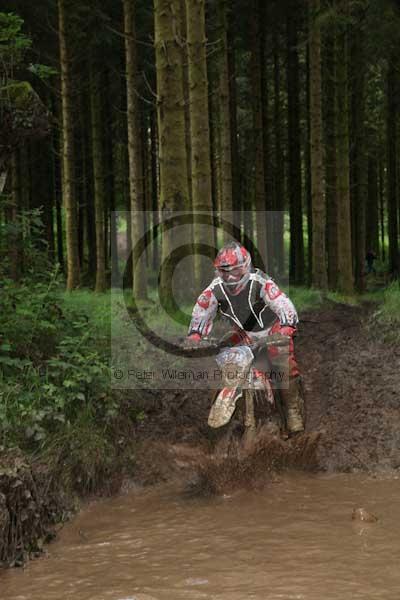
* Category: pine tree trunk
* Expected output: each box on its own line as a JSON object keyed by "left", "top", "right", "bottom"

{"left": 185, "top": 0, "right": 213, "bottom": 287}
{"left": 154, "top": 0, "right": 190, "bottom": 303}
{"left": 44, "top": 140, "right": 55, "bottom": 261}
{"left": 9, "top": 151, "right": 21, "bottom": 281}
{"left": 260, "top": 4, "right": 275, "bottom": 274}
{"left": 309, "top": 0, "right": 327, "bottom": 289}
{"left": 123, "top": 0, "right": 147, "bottom": 300}
{"left": 209, "top": 65, "right": 221, "bottom": 217}
{"left": 124, "top": 155, "right": 133, "bottom": 288}
{"left": 79, "top": 85, "right": 96, "bottom": 277}
{"left": 366, "top": 155, "right": 379, "bottom": 255}
{"left": 30, "top": 136, "right": 55, "bottom": 258}
{"left": 305, "top": 43, "right": 313, "bottom": 285}
{"left": 251, "top": 0, "right": 267, "bottom": 261}
{"left": 77, "top": 91, "right": 86, "bottom": 269}
{"left": 40, "top": 92, "right": 56, "bottom": 262}
{"left": 90, "top": 65, "right": 107, "bottom": 293}
{"left": 150, "top": 110, "right": 160, "bottom": 272}
{"left": 104, "top": 208, "right": 109, "bottom": 273}
{"left": 104, "top": 71, "right": 120, "bottom": 284}
{"left": 25, "top": 144, "right": 33, "bottom": 214}
{"left": 116, "top": 69, "right": 131, "bottom": 287}
{"left": 286, "top": 0, "right": 304, "bottom": 284}
{"left": 228, "top": 12, "right": 241, "bottom": 233}
{"left": 52, "top": 95, "right": 64, "bottom": 271}
{"left": 217, "top": 0, "right": 233, "bottom": 226}
{"left": 180, "top": 0, "right": 192, "bottom": 209}
{"left": 387, "top": 52, "right": 399, "bottom": 277}
{"left": 206, "top": 6, "right": 221, "bottom": 222}
{"left": 351, "top": 28, "right": 367, "bottom": 292}
{"left": 378, "top": 155, "right": 386, "bottom": 262}
{"left": 142, "top": 114, "right": 152, "bottom": 266}
{"left": 55, "top": 155, "right": 64, "bottom": 270}
{"left": 78, "top": 89, "right": 88, "bottom": 271}
{"left": 273, "top": 26, "right": 284, "bottom": 275}
{"left": 86, "top": 167, "right": 97, "bottom": 278}
{"left": 324, "top": 30, "right": 338, "bottom": 290}
{"left": 58, "top": 0, "right": 80, "bottom": 290}
{"left": 336, "top": 3, "right": 354, "bottom": 294}
{"left": 243, "top": 130, "right": 254, "bottom": 244}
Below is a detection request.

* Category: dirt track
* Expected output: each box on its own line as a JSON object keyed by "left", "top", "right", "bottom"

{"left": 131, "top": 301, "right": 400, "bottom": 485}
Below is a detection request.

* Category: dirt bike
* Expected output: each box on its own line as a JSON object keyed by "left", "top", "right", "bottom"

{"left": 184, "top": 333, "right": 291, "bottom": 449}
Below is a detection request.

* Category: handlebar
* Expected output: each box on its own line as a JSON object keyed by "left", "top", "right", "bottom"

{"left": 181, "top": 332, "right": 290, "bottom": 354}
{"left": 249, "top": 333, "right": 290, "bottom": 350}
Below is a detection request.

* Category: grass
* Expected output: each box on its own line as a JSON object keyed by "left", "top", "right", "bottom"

{"left": 62, "top": 289, "right": 111, "bottom": 334}
{"left": 325, "top": 291, "right": 360, "bottom": 306}
{"left": 371, "top": 282, "right": 400, "bottom": 326}
{"left": 286, "top": 286, "right": 324, "bottom": 313}
{"left": 60, "top": 276, "right": 400, "bottom": 358}
{"left": 68, "top": 281, "right": 396, "bottom": 332}
{"left": 49, "top": 290, "right": 140, "bottom": 491}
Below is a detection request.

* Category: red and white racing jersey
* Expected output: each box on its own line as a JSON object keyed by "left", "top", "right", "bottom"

{"left": 188, "top": 269, "right": 298, "bottom": 337}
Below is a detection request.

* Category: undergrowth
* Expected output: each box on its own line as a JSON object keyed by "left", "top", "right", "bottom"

{"left": 0, "top": 270, "right": 137, "bottom": 494}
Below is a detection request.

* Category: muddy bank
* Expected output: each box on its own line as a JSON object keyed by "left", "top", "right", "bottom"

{"left": 298, "top": 302, "right": 400, "bottom": 472}
{"left": 0, "top": 409, "right": 136, "bottom": 568}
{"left": 0, "top": 451, "right": 74, "bottom": 567}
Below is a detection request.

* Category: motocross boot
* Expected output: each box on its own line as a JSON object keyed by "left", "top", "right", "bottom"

{"left": 280, "top": 376, "right": 305, "bottom": 436}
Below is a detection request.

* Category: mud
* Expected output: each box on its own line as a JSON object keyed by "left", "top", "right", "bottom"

{"left": 130, "top": 301, "right": 400, "bottom": 485}
{"left": 297, "top": 302, "right": 400, "bottom": 472}
{"left": 0, "top": 451, "right": 73, "bottom": 567}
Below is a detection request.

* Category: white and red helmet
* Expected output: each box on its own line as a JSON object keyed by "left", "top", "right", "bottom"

{"left": 214, "top": 242, "right": 252, "bottom": 295}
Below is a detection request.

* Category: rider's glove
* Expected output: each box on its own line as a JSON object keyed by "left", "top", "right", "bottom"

{"left": 184, "top": 333, "right": 201, "bottom": 348}
{"left": 188, "top": 333, "right": 201, "bottom": 341}
{"left": 279, "top": 325, "right": 296, "bottom": 337}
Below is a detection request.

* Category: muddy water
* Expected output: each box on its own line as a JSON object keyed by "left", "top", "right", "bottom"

{"left": 2, "top": 473, "right": 400, "bottom": 600}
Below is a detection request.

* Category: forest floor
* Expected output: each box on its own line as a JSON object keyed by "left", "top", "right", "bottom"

{"left": 129, "top": 300, "right": 400, "bottom": 492}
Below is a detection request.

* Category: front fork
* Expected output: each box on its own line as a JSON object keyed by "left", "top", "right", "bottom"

{"left": 243, "top": 389, "right": 256, "bottom": 447}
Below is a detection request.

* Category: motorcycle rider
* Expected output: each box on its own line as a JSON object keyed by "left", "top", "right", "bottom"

{"left": 186, "top": 241, "right": 305, "bottom": 435}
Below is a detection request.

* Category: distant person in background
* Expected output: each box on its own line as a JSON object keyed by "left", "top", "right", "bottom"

{"left": 366, "top": 250, "right": 377, "bottom": 274}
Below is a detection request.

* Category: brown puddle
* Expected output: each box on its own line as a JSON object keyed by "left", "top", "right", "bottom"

{"left": 1, "top": 472, "right": 400, "bottom": 600}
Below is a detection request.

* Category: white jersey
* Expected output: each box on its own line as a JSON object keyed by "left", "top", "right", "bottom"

{"left": 188, "top": 269, "right": 298, "bottom": 337}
